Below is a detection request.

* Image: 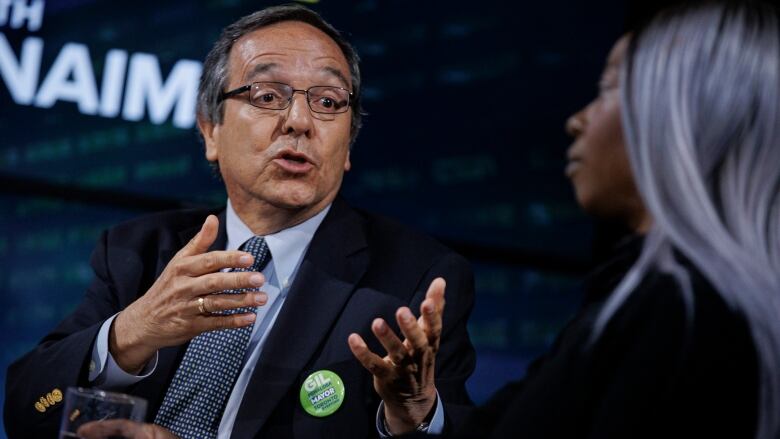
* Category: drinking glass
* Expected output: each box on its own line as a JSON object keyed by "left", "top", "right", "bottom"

{"left": 59, "top": 387, "right": 147, "bottom": 438}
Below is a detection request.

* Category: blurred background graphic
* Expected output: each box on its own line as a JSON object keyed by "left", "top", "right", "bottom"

{"left": 0, "top": 0, "right": 633, "bottom": 435}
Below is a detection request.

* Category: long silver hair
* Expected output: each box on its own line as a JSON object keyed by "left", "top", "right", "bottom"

{"left": 593, "top": 2, "right": 780, "bottom": 437}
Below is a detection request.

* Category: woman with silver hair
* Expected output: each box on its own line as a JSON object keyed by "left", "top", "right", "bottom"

{"left": 350, "top": 1, "right": 780, "bottom": 438}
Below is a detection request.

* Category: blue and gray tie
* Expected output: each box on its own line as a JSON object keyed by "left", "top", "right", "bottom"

{"left": 154, "top": 236, "right": 271, "bottom": 439}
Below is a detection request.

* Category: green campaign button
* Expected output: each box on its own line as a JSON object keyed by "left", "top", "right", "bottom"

{"left": 299, "top": 370, "right": 345, "bottom": 417}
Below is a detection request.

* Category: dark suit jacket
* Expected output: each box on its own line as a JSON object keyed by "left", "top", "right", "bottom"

{"left": 443, "top": 236, "right": 758, "bottom": 439}
{"left": 5, "top": 197, "right": 476, "bottom": 439}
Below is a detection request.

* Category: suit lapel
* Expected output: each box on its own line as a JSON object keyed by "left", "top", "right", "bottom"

{"left": 231, "top": 199, "right": 369, "bottom": 438}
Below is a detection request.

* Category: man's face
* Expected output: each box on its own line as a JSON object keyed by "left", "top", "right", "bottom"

{"left": 565, "top": 36, "right": 644, "bottom": 224}
{"left": 200, "top": 20, "right": 353, "bottom": 215}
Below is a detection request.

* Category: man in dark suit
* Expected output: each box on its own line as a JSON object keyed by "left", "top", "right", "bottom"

{"left": 4, "top": 5, "right": 475, "bottom": 439}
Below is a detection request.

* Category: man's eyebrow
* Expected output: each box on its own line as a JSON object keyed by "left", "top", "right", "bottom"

{"left": 246, "top": 63, "right": 278, "bottom": 81}
{"left": 245, "top": 63, "right": 350, "bottom": 89}
{"left": 322, "top": 66, "right": 351, "bottom": 90}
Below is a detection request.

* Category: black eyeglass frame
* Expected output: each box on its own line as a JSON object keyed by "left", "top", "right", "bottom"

{"left": 218, "top": 81, "right": 355, "bottom": 114}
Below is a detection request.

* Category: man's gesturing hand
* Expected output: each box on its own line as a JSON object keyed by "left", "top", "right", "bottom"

{"left": 110, "top": 215, "right": 267, "bottom": 373}
{"left": 348, "top": 278, "right": 446, "bottom": 435}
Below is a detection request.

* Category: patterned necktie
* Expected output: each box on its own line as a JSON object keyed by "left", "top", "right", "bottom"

{"left": 154, "top": 236, "right": 271, "bottom": 439}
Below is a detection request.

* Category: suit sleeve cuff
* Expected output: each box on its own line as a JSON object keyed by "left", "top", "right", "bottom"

{"left": 89, "top": 313, "right": 158, "bottom": 389}
{"left": 375, "top": 391, "right": 444, "bottom": 437}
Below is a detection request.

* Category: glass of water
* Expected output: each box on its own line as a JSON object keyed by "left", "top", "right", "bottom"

{"left": 59, "top": 387, "right": 147, "bottom": 438}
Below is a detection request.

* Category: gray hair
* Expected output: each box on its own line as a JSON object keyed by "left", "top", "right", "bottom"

{"left": 197, "top": 4, "right": 364, "bottom": 147}
{"left": 593, "top": 2, "right": 780, "bottom": 438}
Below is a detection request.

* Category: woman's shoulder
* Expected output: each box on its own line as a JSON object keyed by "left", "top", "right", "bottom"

{"left": 628, "top": 258, "right": 750, "bottom": 338}
{"left": 614, "top": 259, "right": 754, "bottom": 353}
{"left": 595, "top": 258, "right": 758, "bottom": 435}
{"left": 615, "top": 258, "right": 756, "bottom": 391}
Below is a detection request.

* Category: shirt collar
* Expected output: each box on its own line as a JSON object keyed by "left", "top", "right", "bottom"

{"left": 225, "top": 199, "right": 331, "bottom": 288}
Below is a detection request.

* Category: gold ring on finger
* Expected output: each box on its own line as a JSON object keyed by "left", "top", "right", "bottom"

{"left": 197, "top": 297, "right": 210, "bottom": 315}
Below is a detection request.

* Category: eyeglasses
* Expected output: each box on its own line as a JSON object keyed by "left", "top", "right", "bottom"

{"left": 218, "top": 82, "right": 353, "bottom": 114}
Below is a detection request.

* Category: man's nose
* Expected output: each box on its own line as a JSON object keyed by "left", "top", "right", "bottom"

{"left": 281, "top": 92, "right": 313, "bottom": 137}
{"left": 566, "top": 108, "right": 586, "bottom": 138}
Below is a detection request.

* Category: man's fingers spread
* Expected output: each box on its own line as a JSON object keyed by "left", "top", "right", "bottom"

{"left": 348, "top": 333, "right": 367, "bottom": 353}
{"left": 192, "top": 271, "right": 265, "bottom": 295}
{"left": 421, "top": 298, "right": 443, "bottom": 332}
{"left": 396, "top": 307, "right": 428, "bottom": 351}
{"left": 348, "top": 333, "right": 392, "bottom": 378}
{"left": 425, "top": 277, "right": 446, "bottom": 304}
{"left": 348, "top": 333, "right": 369, "bottom": 359}
{"left": 421, "top": 278, "right": 446, "bottom": 339}
{"left": 421, "top": 299, "right": 443, "bottom": 350}
{"left": 372, "top": 318, "right": 407, "bottom": 365}
{"left": 180, "top": 250, "right": 255, "bottom": 276}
